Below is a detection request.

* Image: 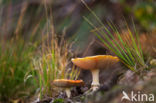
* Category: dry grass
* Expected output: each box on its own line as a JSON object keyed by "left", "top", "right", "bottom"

{"left": 139, "top": 33, "right": 156, "bottom": 58}
{"left": 114, "top": 31, "right": 156, "bottom": 58}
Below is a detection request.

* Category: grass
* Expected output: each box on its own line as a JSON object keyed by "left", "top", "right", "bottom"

{"left": 0, "top": 0, "right": 80, "bottom": 101}
{"left": 139, "top": 33, "right": 156, "bottom": 58}
{"left": 33, "top": 35, "right": 80, "bottom": 99}
{"left": 81, "top": 0, "right": 148, "bottom": 72}
{"left": 31, "top": 1, "right": 80, "bottom": 99}
{"left": 0, "top": 38, "right": 37, "bottom": 102}
{"left": 0, "top": 1, "right": 45, "bottom": 102}
{"left": 32, "top": 14, "right": 80, "bottom": 99}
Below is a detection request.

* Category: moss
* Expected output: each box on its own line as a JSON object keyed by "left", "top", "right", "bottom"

{"left": 53, "top": 98, "right": 64, "bottom": 103}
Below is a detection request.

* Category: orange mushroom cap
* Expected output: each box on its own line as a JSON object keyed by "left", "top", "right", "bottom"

{"left": 72, "top": 55, "right": 119, "bottom": 70}
{"left": 53, "top": 79, "right": 84, "bottom": 88}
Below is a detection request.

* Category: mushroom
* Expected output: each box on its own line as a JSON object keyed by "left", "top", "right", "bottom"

{"left": 71, "top": 55, "right": 119, "bottom": 91}
{"left": 53, "top": 79, "right": 84, "bottom": 98}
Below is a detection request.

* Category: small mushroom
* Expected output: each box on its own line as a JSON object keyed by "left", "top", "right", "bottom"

{"left": 53, "top": 79, "right": 84, "bottom": 98}
{"left": 72, "top": 55, "right": 119, "bottom": 91}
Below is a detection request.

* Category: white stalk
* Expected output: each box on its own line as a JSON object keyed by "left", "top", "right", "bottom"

{"left": 65, "top": 88, "right": 71, "bottom": 98}
{"left": 91, "top": 69, "right": 100, "bottom": 91}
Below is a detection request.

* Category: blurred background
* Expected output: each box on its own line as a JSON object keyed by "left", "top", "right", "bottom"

{"left": 0, "top": 0, "right": 156, "bottom": 102}
{"left": 1, "top": 0, "right": 156, "bottom": 51}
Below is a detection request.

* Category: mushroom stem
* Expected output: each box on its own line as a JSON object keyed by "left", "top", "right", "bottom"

{"left": 91, "top": 69, "right": 100, "bottom": 91}
{"left": 65, "top": 88, "right": 71, "bottom": 98}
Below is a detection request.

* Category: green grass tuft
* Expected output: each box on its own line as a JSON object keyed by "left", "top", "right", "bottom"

{"left": 0, "top": 38, "right": 37, "bottom": 102}
{"left": 81, "top": 0, "right": 148, "bottom": 72}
